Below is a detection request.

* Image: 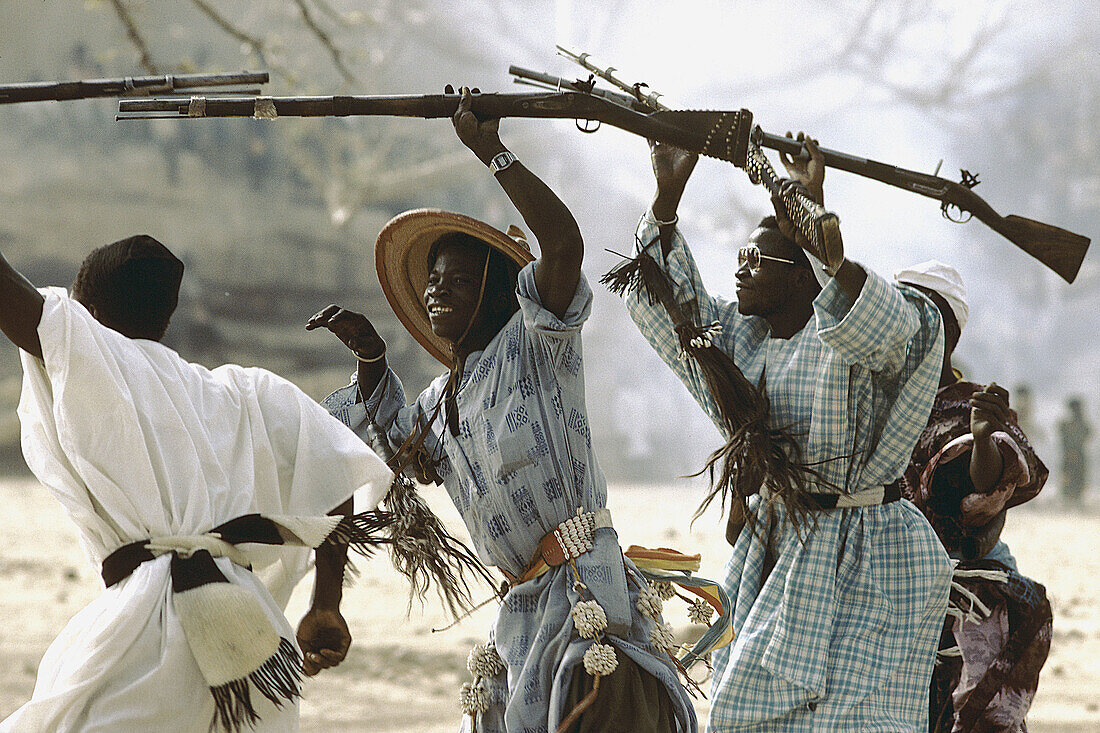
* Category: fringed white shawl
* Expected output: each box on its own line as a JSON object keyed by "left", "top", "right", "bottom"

{"left": 2, "top": 288, "right": 392, "bottom": 733}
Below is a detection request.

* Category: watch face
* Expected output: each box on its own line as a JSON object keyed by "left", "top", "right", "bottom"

{"left": 490, "top": 152, "right": 515, "bottom": 173}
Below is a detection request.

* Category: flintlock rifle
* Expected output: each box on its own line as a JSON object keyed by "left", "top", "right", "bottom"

{"left": 522, "top": 49, "right": 1091, "bottom": 283}
{"left": 0, "top": 71, "right": 269, "bottom": 104}
{"left": 117, "top": 77, "right": 1090, "bottom": 283}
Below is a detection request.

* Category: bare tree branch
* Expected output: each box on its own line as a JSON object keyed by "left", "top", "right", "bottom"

{"left": 187, "top": 0, "right": 298, "bottom": 84}
{"left": 291, "top": 0, "right": 358, "bottom": 85}
{"left": 107, "top": 0, "right": 160, "bottom": 74}
{"left": 308, "top": 0, "right": 347, "bottom": 25}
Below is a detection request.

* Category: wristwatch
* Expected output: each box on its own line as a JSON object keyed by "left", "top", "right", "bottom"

{"left": 488, "top": 150, "right": 517, "bottom": 175}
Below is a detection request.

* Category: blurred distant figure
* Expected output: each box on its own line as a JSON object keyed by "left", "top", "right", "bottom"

{"left": 1013, "top": 383, "right": 1045, "bottom": 453}
{"left": 1058, "top": 397, "right": 1092, "bottom": 505}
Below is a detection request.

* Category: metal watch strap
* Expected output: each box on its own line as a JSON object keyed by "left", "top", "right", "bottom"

{"left": 488, "top": 150, "right": 517, "bottom": 175}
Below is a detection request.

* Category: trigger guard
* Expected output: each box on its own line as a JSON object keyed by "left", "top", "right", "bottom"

{"left": 575, "top": 118, "right": 601, "bottom": 133}
{"left": 940, "top": 202, "right": 973, "bottom": 224}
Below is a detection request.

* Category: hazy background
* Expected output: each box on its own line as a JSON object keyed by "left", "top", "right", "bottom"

{"left": 1, "top": 3, "right": 1098, "bottom": 730}
{"left": 0, "top": 0, "right": 1096, "bottom": 487}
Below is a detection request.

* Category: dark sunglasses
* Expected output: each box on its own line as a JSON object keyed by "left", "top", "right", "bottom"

{"left": 738, "top": 244, "right": 796, "bottom": 271}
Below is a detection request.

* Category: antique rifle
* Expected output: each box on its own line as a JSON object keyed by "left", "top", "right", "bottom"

{"left": 117, "top": 73, "right": 1090, "bottom": 282}
{"left": 118, "top": 89, "right": 756, "bottom": 161}
{"left": 520, "top": 51, "right": 1090, "bottom": 283}
{"left": 0, "top": 71, "right": 269, "bottom": 105}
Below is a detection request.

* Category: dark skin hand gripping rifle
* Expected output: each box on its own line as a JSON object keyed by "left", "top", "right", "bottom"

{"left": 0, "top": 71, "right": 269, "bottom": 104}
{"left": 516, "top": 49, "right": 1091, "bottom": 283}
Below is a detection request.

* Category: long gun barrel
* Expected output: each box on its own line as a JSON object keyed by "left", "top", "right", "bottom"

{"left": 0, "top": 71, "right": 269, "bottom": 104}
{"left": 519, "top": 61, "right": 1091, "bottom": 283}
{"left": 117, "top": 91, "right": 755, "bottom": 166}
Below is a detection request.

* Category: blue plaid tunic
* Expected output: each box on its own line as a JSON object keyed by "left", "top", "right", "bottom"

{"left": 625, "top": 219, "right": 953, "bottom": 731}
{"left": 325, "top": 263, "right": 696, "bottom": 733}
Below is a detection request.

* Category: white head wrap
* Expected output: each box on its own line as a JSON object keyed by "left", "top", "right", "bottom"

{"left": 894, "top": 259, "right": 969, "bottom": 333}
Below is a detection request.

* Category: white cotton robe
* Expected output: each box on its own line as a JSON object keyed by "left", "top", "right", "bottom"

{"left": 1, "top": 287, "right": 393, "bottom": 733}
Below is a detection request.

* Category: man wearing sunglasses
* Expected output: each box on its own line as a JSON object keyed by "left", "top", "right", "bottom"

{"left": 614, "top": 135, "right": 952, "bottom": 731}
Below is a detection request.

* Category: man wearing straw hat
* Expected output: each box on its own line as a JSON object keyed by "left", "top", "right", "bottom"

{"left": 893, "top": 261, "right": 1051, "bottom": 732}
{"left": 0, "top": 234, "right": 395, "bottom": 732}
{"left": 310, "top": 87, "right": 697, "bottom": 732}
{"left": 606, "top": 135, "right": 953, "bottom": 731}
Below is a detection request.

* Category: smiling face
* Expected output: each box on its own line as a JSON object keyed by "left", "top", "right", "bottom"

{"left": 735, "top": 226, "right": 805, "bottom": 317}
{"left": 423, "top": 233, "right": 521, "bottom": 355}
{"left": 424, "top": 241, "right": 489, "bottom": 343}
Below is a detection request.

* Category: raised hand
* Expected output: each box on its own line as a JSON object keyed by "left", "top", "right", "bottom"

{"left": 778, "top": 131, "right": 825, "bottom": 205}
{"left": 306, "top": 304, "right": 384, "bottom": 359}
{"left": 446, "top": 84, "right": 505, "bottom": 165}
{"left": 650, "top": 138, "right": 698, "bottom": 192}
{"left": 649, "top": 139, "right": 698, "bottom": 225}
{"left": 970, "top": 383, "right": 1011, "bottom": 441}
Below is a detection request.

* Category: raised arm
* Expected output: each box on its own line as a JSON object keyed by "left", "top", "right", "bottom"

{"left": 774, "top": 134, "right": 866, "bottom": 300}
{"left": 649, "top": 139, "right": 698, "bottom": 256}
{"left": 449, "top": 85, "right": 581, "bottom": 318}
{"left": 306, "top": 304, "right": 387, "bottom": 402}
{"left": 0, "top": 250, "right": 45, "bottom": 358}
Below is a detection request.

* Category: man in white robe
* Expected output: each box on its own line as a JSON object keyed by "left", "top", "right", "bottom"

{"left": 0, "top": 235, "right": 393, "bottom": 732}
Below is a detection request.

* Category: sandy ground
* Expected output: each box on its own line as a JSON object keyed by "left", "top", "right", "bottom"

{"left": 1, "top": 477, "right": 1097, "bottom": 732}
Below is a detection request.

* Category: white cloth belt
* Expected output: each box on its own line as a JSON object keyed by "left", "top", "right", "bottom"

{"left": 145, "top": 534, "right": 252, "bottom": 569}
{"left": 759, "top": 484, "right": 889, "bottom": 508}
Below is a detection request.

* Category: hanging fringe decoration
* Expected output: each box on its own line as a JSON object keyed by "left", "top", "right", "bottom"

{"left": 382, "top": 472, "right": 497, "bottom": 617}
{"left": 209, "top": 637, "right": 302, "bottom": 732}
{"left": 602, "top": 250, "right": 823, "bottom": 538}
{"left": 361, "top": 419, "right": 496, "bottom": 618}
{"left": 323, "top": 510, "right": 398, "bottom": 558}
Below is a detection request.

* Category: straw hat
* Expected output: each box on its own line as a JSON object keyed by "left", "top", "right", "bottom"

{"left": 376, "top": 209, "right": 535, "bottom": 364}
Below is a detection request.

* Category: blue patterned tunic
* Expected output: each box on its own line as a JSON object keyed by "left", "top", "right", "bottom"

{"left": 324, "top": 263, "right": 696, "bottom": 733}
{"left": 624, "top": 219, "right": 953, "bottom": 731}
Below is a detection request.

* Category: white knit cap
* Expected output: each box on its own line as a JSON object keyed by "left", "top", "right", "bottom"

{"left": 894, "top": 260, "right": 969, "bottom": 333}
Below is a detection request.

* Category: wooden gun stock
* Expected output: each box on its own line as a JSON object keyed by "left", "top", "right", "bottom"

{"left": 944, "top": 184, "right": 1090, "bottom": 283}
{"left": 759, "top": 130, "right": 1091, "bottom": 282}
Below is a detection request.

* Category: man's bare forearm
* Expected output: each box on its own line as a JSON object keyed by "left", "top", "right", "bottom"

{"left": 490, "top": 157, "right": 582, "bottom": 317}
{"left": 831, "top": 259, "right": 867, "bottom": 302}
{"left": 312, "top": 497, "right": 354, "bottom": 610}
{"left": 970, "top": 435, "right": 1005, "bottom": 494}
{"left": 354, "top": 357, "right": 387, "bottom": 405}
{"left": 0, "top": 251, "right": 44, "bottom": 358}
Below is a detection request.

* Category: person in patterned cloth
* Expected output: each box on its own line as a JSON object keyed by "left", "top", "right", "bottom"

{"left": 893, "top": 261, "right": 1052, "bottom": 732}
{"left": 612, "top": 134, "right": 953, "bottom": 731}
{"left": 308, "top": 87, "right": 696, "bottom": 732}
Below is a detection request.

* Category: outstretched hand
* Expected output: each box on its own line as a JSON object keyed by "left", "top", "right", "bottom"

{"left": 778, "top": 131, "right": 825, "bottom": 205}
{"left": 306, "top": 304, "right": 385, "bottom": 359}
{"left": 447, "top": 85, "right": 505, "bottom": 165}
{"left": 296, "top": 606, "right": 351, "bottom": 677}
{"left": 649, "top": 139, "right": 697, "bottom": 225}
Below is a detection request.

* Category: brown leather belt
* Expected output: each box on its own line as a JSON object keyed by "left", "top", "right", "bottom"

{"left": 500, "top": 508, "right": 612, "bottom": 586}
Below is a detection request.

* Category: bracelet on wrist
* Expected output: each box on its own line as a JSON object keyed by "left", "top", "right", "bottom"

{"left": 353, "top": 344, "right": 386, "bottom": 363}
{"left": 644, "top": 211, "right": 678, "bottom": 227}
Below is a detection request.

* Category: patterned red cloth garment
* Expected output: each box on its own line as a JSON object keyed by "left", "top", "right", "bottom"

{"left": 896, "top": 380, "right": 1052, "bottom": 732}
{"left": 897, "top": 381, "right": 1048, "bottom": 560}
